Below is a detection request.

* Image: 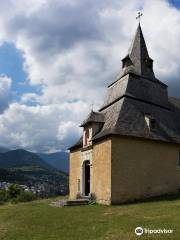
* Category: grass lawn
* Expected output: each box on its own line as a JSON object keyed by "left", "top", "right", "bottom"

{"left": 0, "top": 196, "right": 180, "bottom": 240}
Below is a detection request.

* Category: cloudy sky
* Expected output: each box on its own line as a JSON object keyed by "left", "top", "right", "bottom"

{"left": 0, "top": 0, "right": 180, "bottom": 153}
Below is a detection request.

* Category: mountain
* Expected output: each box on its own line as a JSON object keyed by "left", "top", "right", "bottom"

{"left": 0, "top": 149, "right": 53, "bottom": 170}
{"left": 38, "top": 152, "right": 69, "bottom": 173}
{"left": 0, "top": 149, "right": 69, "bottom": 196}
{"left": 0, "top": 146, "right": 10, "bottom": 153}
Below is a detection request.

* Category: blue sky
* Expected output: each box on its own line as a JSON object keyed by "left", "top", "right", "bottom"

{"left": 0, "top": 0, "right": 180, "bottom": 152}
{"left": 169, "top": 0, "right": 180, "bottom": 8}
{"left": 0, "top": 43, "right": 40, "bottom": 103}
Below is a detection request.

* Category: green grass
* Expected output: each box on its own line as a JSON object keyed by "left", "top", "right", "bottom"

{"left": 0, "top": 196, "right": 180, "bottom": 240}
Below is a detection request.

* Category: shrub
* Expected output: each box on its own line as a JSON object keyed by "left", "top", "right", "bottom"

{"left": 0, "top": 189, "right": 8, "bottom": 204}
{"left": 7, "top": 184, "right": 21, "bottom": 199}
{"left": 0, "top": 184, "right": 37, "bottom": 204}
{"left": 12, "top": 191, "right": 37, "bottom": 203}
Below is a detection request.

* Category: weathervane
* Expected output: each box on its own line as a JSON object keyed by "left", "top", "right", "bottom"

{"left": 136, "top": 12, "right": 143, "bottom": 23}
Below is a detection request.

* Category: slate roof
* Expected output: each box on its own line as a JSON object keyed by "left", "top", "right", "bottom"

{"left": 69, "top": 24, "right": 180, "bottom": 150}
{"left": 119, "top": 24, "right": 156, "bottom": 81}
{"left": 100, "top": 73, "right": 169, "bottom": 111}
{"left": 70, "top": 96, "right": 180, "bottom": 150}
{"left": 94, "top": 96, "right": 180, "bottom": 143}
{"left": 80, "top": 110, "right": 105, "bottom": 127}
{"left": 70, "top": 136, "right": 83, "bottom": 149}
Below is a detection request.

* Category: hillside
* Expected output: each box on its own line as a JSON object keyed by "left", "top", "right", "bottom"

{"left": 0, "top": 150, "right": 68, "bottom": 196}
{"left": 38, "top": 152, "right": 69, "bottom": 173}
{"left": 0, "top": 149, "right": 52, "bottom": 170}
{"left": 0, "top": 196, "right": 180, "bottom": 239}
{"left": 0, "top": 168, "right": 27, "bottom": 182}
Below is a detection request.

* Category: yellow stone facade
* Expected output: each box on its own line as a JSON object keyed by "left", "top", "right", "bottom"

{"left": 69, "top": 149, "right": 81, "bottom": 199}
{"left": 92, "top": 139, "right": 111, "bottom": 204}
{"left": 69, "top": 138, "right": 111, "bottom": 204}
{"left": 111, "top": 136, "right": 180, "bottom": 203}
{"left": 69, "top": 136, "right": 180, "bottom": 205}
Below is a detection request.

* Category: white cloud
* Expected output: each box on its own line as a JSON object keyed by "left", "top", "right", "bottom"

{"left": 0, "top": 75, "right": 12, "bottom": 113}
{"left": 1, "top": 0, "right": 179, "bottom": 94}
{"left": 0, "top": 101, "right": 88, "bottom": 152}
{"left": 0, "top": 0, "right": 180, "bottom": 151}
{"left": 57, "top": 121, "right": 80, "bottom": 147}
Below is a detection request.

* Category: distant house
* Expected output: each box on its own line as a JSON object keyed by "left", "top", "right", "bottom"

{"left": 69, "top": 24, "right": 180, "bottom": 205}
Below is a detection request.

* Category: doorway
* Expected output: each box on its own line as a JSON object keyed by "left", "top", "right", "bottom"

{"left": 83, "top": 160, "right": 90, "bottom": 196}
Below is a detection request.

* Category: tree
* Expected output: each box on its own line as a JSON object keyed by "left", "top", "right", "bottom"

{"left": 7, "top": 184, "right": 22, "bottom": 199}
{"left": 0, "top": 189, "right": 8, "bottom": 203}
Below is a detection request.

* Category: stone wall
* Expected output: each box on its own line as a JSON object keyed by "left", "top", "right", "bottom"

{"left": 69, "top": 139, "right": 112, "bottom": 204}
{"left": 70, "top": 136, "right": 180, "bottom": 204}
{"left": 69, "top": 149, "right": 81, "bottom": 199}
{"left": 111, "top": 136, "right": 180, "bottom": 203}
{"left": 92, "top": 139, "right": 112, "bottom": 205}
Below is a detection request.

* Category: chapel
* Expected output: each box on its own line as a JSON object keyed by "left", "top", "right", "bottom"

{"left": 69, "top": 23, "right": 180, "bottom": 204}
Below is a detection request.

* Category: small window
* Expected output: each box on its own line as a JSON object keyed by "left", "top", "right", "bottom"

{"left": 150, "top": 118, "right": 156, "bottom": 129}
{"left": 122, "top": 59, "right": 126, "bottom": 68}
{"left": 145, "top": 58, "right": 153, "bottom": 71}
{"left": 85, "top": 128, "right": 89, "bottom": 146}
{"left": 145, "top": 115, "right": 156, "bottom": 130}
{"left": 122, "top": 56, "right": 132, "bottom": 68}
{"left": 177, "top": 150, "right": 180, "bottom": 166}
{"left": 83, "top": 128, "right": 89, "bottom": 147}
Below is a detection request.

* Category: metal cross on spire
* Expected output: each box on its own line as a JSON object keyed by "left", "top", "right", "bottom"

{"left": 136, "top": 12, "right": 143, "bottom": 23}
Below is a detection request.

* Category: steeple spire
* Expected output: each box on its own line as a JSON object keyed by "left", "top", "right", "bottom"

{"left": 121, "top": 24, "right": 155, "bottom": 80}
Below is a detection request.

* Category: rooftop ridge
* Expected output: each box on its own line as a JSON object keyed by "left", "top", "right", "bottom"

{"left": 108, "top": 72, "right": 167, "bottom": 88}
{"left": 99, "top": 94, "right": 171, "bottom": 112}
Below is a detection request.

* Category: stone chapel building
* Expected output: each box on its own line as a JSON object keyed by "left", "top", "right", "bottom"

{"left": 69, "top": 24, "right": 180, "bottom": 205}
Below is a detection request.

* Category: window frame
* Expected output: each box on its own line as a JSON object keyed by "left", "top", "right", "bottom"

{"left": 177, "top": 149, "right": 180, "bottom": 166}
